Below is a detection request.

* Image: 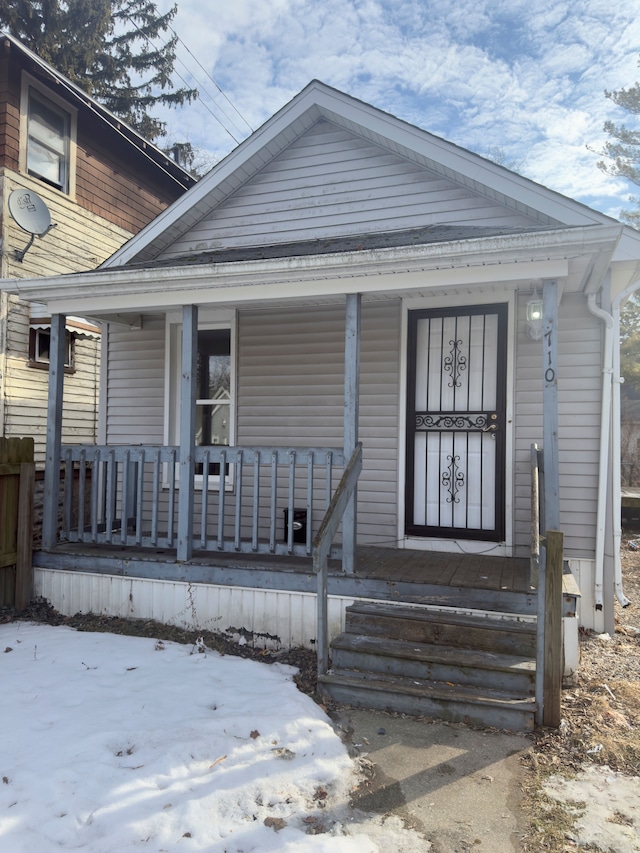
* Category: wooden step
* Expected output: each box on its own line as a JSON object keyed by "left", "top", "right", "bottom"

{"left": 331, "top": 633, "right": 536, "bottom": 695}
{"left": 320, "top": 601, "right": 539, "bottom": 731}
{"left": 318, "top": 670, "right": 536, "bottom": 732}
{"left": 345, "top": 602, "right": 537, "bottom": 656}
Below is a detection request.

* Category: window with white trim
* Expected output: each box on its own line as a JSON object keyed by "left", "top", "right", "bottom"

{"left": 29, "top": 327, "right": 74, "bottom": 371}
{"left": 27, "top": 90, "right": 70, "bottom": 191}
{"left": 195, "top": 328, "right": 232, "bottom": 477}
{"left": 166, "top": 313, "right": 236, "bottom": 488}
{"left": 21, "top": 74, "right": 77, "bottom": 195}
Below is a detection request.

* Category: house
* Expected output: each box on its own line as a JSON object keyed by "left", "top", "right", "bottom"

{"left": 7, "top": 81, "right": 640, "bottom": 730}
{"left": 0, "top": 31, "right": 195, "bottom": 470}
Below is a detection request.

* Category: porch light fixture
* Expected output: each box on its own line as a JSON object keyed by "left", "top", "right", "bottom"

{"left": 526, "top": 291, "right": 544, "bottom": 340}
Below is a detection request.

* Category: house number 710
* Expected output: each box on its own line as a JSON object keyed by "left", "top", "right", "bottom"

{"left": 544, "top": 327, "right": 555, "bottom": 384}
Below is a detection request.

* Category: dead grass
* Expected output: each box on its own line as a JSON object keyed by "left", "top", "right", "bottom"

{"left": 520, "top": 533, "right": 640, "bottom": 851}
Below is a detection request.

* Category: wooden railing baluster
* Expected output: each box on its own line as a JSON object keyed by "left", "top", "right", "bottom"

{"left": 217, "top": 450, "right": 226, "bottom": 550}
{"left": 252, "top": 451, "right": 259, "bottom": 551}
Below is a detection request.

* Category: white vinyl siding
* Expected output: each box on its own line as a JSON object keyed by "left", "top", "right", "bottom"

{"left": 101, "top": 303, "right": 399, "bottom": 545}
{"left": 35, "top": 568, "right": 357, "bottom": 649}
{"left": 160, "top": 120, "right": 540, "bottom": 259}
{"left": 513, "top": 292, "right": 602, "bottom": 558}
{"left": 105, "top": 318, "right": 166, "bottom": 444}
{"left": 237, "top": 301, "right": 400, "bottom": 545}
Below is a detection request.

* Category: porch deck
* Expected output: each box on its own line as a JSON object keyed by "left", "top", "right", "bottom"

{"left": 34, "top": 542, "right": 538, "bottom": 615}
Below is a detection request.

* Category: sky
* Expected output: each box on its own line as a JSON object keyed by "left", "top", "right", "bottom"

{"left": 0, "top": 623, "right": 426, "bottom": 852}
{"left": 150, "top": 0, "right": 640, "bottom": 221}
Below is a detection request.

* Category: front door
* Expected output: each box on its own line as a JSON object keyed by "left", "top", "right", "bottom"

{"left": 405, "top": 304, "right": 507, "bottom": 542}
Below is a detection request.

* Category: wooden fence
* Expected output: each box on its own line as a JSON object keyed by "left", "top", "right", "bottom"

{"left": 0, "top": 437, "right": 35, "bottom": 610}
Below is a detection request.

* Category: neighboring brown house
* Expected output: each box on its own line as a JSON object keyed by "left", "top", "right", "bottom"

{"left": 0, "top": 31, "right": 195, "bottom": 465}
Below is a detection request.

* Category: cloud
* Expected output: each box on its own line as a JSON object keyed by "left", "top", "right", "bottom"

{"left": 155, "top": 0, "right": 640, "bottom": 218}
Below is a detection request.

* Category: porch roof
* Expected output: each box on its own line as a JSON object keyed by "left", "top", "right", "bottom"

{"left": 2, "top": 222, "right": 626, "bottom": 321}
{"left": 123, "top": 223, "right": 554, "bottom": 268}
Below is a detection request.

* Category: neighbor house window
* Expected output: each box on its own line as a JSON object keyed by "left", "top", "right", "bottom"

{"left": 27, "top": 90, "right": 70, "bottom": 191}
{"left": 166, "top": 313, "right": 236, "bottom": 488}
{"left": 21, "top": 74, "right": 77, "bottom": 195}
{"left": 29, "top": 327, "right": 74, "bottom": 370}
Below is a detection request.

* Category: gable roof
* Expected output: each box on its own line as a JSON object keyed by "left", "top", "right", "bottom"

{"left": 1, "top": 30, "right": 196, "bottom": 193}
{"left": 102, "top": 79, "right": 631, "bottom": 269}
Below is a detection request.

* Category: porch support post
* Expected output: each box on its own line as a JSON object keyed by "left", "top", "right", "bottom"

{"left": 42, "top": 314, "right": 66, "bottom": 549}
{"left": 177, "top": 304, "right": 197, "bottom": 561}
{"left": 542, "top": 280, "right": 559, "bottom": 530}
{"left": 535, "top": 279, "right": 560, "bottom": 726}
{"left": 342, "top": 293, "right": 361, "bottom": 573}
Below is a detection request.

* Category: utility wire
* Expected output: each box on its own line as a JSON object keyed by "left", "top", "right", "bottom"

{"left": 124, "top": 14, "right": 246, "bottom": 146}
{"left": 167, "top": 24, "right": 254, "bottom": 136}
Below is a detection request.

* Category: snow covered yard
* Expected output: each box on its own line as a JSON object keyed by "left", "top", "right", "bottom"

{"left": 0, "top": 623, "right": 419, "bottom": 852}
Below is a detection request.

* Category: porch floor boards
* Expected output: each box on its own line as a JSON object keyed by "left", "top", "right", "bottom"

{"left": 40, "top": 542, "right": 532, "bottom": 595}
{"left": 354, "top": 546, "right": 530, "bottom": 593}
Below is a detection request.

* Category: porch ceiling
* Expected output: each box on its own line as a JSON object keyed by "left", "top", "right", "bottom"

{"left": 4, "top": 223, "right": 622, "bottom": 319}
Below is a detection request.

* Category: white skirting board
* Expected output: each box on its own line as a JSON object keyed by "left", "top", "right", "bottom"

{"left": 34, "top": 568, "right": 355, "bottom": 650}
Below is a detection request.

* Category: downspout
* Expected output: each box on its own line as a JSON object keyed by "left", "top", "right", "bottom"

{"left": 587, "top": 293, "right": 613, "bottom": 611}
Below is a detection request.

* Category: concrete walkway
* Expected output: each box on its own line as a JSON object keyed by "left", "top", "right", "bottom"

{"left": 334, "top": 708, "right": 530, "bottom": 852}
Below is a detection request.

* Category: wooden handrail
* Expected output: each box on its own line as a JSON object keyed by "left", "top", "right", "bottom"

{"left": 312, "top": 441, "right": 363, "bottom": 677}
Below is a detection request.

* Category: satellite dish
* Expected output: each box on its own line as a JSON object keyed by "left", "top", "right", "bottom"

{"left": 8, "top": 188, "right": 51, "bottom": 235}
{"left": 7, "top": 188, "right": 56, "bottom": 261}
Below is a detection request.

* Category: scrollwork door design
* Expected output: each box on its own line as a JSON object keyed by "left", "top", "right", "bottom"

{"left": 405, "top": 304, "right": 507, "bottom": 541}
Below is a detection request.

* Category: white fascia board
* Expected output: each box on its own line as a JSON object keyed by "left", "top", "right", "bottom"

{"left": 613, "top": 226, "right": 640, "bottom": 263}
{"left": 41, "top": 259, "right": 570, "bottom": 317}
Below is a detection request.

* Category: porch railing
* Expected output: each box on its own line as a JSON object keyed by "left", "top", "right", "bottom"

{"left": 60, "top": 444, "right": 345, "bottom": 558}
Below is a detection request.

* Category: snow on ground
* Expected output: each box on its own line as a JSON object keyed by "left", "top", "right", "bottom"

{"left": 544, "top": 767, "right": 640, "bottom": 853}
{"left": 0, "top": 623, "right": 421, "bottom": 852}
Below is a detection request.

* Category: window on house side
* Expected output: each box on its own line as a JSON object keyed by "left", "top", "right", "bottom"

{"left": 27, "top": 90, "right": 70, "bottom": 192}
{"left": 29, "top": 328, "right": 74, "bottom": 369}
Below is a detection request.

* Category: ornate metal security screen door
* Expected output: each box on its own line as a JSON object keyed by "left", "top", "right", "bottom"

{"left": 405, "top": 304, "right": 508, "bottom": 541}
